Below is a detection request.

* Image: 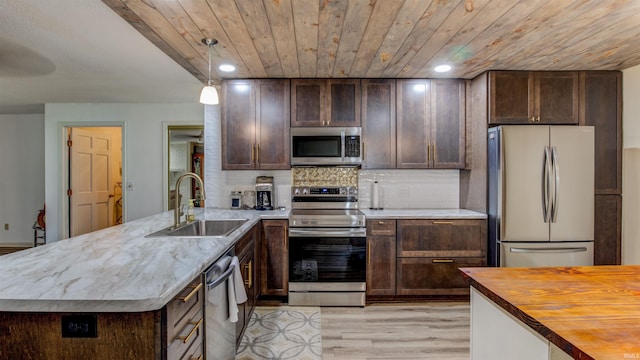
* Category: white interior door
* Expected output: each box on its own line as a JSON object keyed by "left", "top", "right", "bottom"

{"left": 70, "top": 128, "right": 112, "bottom": 237}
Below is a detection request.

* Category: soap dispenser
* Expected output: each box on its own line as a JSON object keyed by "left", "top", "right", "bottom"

{"left": 186, "top": 199, "right": 195, "bottom": 222}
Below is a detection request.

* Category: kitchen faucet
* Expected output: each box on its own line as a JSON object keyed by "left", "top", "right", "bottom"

{"left": 174, "top": 172, "right": 206, "bottom": 227}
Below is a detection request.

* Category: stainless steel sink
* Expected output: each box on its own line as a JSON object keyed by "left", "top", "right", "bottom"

{"left": 146, "top": 219, "right": 248, "bottom": 238}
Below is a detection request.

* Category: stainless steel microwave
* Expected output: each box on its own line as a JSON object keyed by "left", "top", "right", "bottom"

{"left": 291, "top": 127, "right": 362, "bottom": 166}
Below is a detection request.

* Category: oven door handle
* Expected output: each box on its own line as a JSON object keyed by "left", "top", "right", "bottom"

{"left": 289, "top": 228, "right": 366, "bottom": 238}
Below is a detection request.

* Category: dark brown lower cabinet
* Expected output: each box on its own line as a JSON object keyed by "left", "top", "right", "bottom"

{"left": 260, "top": 220, "right": 289, "bottom": 296}
{"left": 594, "top": 194, "right": 622, "bottom": 265}
{"left": 366, "top": 236, "right": 396, "bottom": 296}
{"left": 396, "top": 257, "right": 483, "bottom": 296}
{"left": 235, "top": 225, "right": 258, "bottom": 346}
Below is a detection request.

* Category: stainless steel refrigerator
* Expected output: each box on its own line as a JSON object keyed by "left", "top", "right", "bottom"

{"left": 488, "top": 125, "right": 594, "bottom": 267}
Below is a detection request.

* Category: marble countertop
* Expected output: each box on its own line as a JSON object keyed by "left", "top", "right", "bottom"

{"left": 360, "top": 208, "right": 486, "bottom": 219}
{"left": 0, "top": 208, "right": 288, "bottom": 313}
{"left": 0, "top": 207, "right": 483, "bottom": 313}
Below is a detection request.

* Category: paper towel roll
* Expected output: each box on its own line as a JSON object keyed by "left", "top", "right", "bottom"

{"left": 372, "top": 181, "right": 379, "bottom": 209}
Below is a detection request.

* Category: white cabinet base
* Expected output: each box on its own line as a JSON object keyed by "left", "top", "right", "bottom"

{"left": 471, "top": 287, "right": 550, "bottom": 359}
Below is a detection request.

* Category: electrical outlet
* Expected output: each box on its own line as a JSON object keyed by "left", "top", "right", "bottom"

{"left": 3, "top": 224, "right": 8, "bottom": 231}
{"left": 61, "top": 315, "right": 97, "bottom": 338}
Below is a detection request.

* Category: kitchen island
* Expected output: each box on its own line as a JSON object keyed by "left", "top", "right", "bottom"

{"left": 0, "top": 208, "right": 287, "bottom": 313}
{"left": 461, "top": 265, "right": 640, "bottom": 360}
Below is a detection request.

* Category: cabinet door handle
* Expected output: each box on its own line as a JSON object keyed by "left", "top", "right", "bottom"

{"left": 530, "top": 116, "right": 535, "bottom": 122}
{"left": 432, "top": 143, "right": 436, "bottom": 163}
{"left": 362, "top": 142, "right": 365, "bottom": 158}
{"left": 177, "top": 282, "right": 202, "bottom": 303}
{"left": 256, "top": 144, "right": 260, "bottom": 164}
{"left": 244, "top": 260, "right": 253, "bottom": 288}
{"left": 537, "top": 116, "right": 541, "bottom": 122}
{"left": 367, "top": 242, "right": 371, "bottom": 264}
{"left": 432, "top": 259, "right": 454, "bottom": 263}
{"left": 176, "top": 318, "right": 203, "bottom": 344}
{"left": 190, "top": 355, "right": 203, "bottom": 360}
{"left": 427, "top": 142, "right": 430, "bottom": 161}
{"left": 432, "top": 221, "right": 453, "bottom": 225}
{"left": 250, "top": 144, "right": 255, "bottom": 163}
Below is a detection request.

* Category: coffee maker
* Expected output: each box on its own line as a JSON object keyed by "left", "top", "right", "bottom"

{"left": 255, "top": 176, "right": 274, "bottom": 210}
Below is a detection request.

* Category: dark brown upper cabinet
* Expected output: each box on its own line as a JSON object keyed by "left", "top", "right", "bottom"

{"left": 362, "top": 79, "right": 396, "bottom": 169}
{"left": 579, "top": 71, "right": 622, "bottom": 195}
{"left": 396, "top": 79, "right": 465, "bottom": 169}
{"left": 489, "top": 71, "right": 579, "bottom": 125}
{"left": 222, "top": 79, "right": 290, "bottom": 170}
{"left": 291, "top": 79, "right": 361, "bottom": 127}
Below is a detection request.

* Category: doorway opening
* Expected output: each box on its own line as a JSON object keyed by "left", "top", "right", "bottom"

{"left": 167, "top": 125, "right": 205, "bottom": 211}
{"left": 63, "top": 126, "right": 123, "bottom": 238}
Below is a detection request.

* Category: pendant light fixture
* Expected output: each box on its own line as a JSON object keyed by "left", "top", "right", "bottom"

{"left": 200, "top": 38, "right": 219, "bottom": 105}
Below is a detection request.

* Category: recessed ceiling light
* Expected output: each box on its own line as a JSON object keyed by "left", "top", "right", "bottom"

{"left": 219, "top": 64, "right": 236, "bottom": 72}
{"left": 434, "top": 64, "right": 452, "bottom": 73}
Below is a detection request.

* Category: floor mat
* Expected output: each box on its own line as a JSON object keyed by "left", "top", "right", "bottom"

{"left": 236, "top": 306, "right": 322, "bottom": 360}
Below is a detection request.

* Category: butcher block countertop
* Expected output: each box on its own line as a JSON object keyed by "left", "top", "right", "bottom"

{"left": 461, "top": 265, "right": 640, "bottom": 360}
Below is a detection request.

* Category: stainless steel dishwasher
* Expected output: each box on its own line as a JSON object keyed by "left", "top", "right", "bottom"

{"left": 204, "top": 251, "right": 236, "bottom": 360}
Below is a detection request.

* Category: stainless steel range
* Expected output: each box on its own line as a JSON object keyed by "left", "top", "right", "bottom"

{"left": 288, "top": 186, "right": 366, "bottom": 306}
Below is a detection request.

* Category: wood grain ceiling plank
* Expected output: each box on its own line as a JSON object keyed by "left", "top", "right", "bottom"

{"left": 263, "top": 0, "right": 300, "bottom": 78}
{"left": 205, "top": 0, "right": 268, "bottom": 77}
{"left": 381, "top": 0, "right": 461, "bottom": 78}
{"left": 399, "top": 0, "right": 495, "bottom": 79}
{"left": 175, "top": 0, "right": 252, "bottom": 78}
{"left": 365, "top": 0, "right": 435, "bottom": 78}
{"left": 316, "top": 0, "right": 348, "bottom": 78}
{"left": 332, "top": 0, "right": 375, "bottom": 77}
{"left": 348, "top": 0, "right": 405, "bottom": 78}
{"left": 516, "top": 0, "right": 640, "bottom": 71}
{"left": 234, "top": 1, "right": 283, "bottom": 77}
{"left": 410, "top": 0, "right": 519, "bottom": 79}
{"left": 494, "top": 1, "right": 619, "bottom": 71}
{"left": 459, "top": 0, "right": 579, "bottom": 78}
{"left": 292, "top": 0, "right": 320, "bottom": 77}
{"left": 147, "top": 0, "right": 250, "bottom": 79}
{"left": 102, "top": 0, "right": 206, "bottom": 82}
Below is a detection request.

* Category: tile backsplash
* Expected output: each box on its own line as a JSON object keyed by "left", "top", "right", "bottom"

{"left": 358, "top": 169, "right": 459, "bottom": 209}
{"left": 292, "top": 167, "right": 358, "bottom": 186}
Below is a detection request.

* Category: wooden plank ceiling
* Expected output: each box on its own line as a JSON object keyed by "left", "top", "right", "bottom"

{"left": 103, "top": 0, "right": 640, "bottom": 84}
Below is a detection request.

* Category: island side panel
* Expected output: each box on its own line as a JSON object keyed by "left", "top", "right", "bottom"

{"left": 0, "top": 311, "right": 161, "bottom": 359}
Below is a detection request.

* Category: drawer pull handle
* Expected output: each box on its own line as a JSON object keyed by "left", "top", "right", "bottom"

{"left": 432, "top": 221, "right": 453, "bottom": 225}
{"left": 177, "top": 318, "right": 203, "bottom": 344}
{"left": 377, "top": 221, "right": 385, "bottom": 225}
{"left": 177, "top": 282, "right": 202, "bottom": 303}
{"left": 244, "top": 260, "right": 253, "bottom": 288}
{"left": 433, "top": 259, "right": 454, "bottom": 263}
{"left": 190, "top": 355, "right": 203, "bottom": 360}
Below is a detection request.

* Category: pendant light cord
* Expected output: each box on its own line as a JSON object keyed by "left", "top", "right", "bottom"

{"left": 207, "top": 42, "right": 212, "bottom": 86}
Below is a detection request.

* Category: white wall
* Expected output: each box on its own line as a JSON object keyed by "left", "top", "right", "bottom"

{"left": 0, "top": 114, "right": 45, "bottom": 246}
{"left": 623, "top": 65, "right": 640, "bottom": 264}
{"left": 45, "top": 103, "right": 203, "bottom": 242}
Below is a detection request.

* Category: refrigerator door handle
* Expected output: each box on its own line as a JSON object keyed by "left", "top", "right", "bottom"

{"left": 509, "top": 247, "right": 589, "bottom": 254}
{"left": 551, "top": 146, "right": 560, "bottom": 223}
{"left": 542, "top": 146, "right": 552, "bottom": 223}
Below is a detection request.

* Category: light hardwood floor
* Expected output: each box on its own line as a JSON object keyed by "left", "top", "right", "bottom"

{"left": 321, "top": 302, "right": 470, "bottom": 360}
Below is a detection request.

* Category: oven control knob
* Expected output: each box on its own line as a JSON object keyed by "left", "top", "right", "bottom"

{"left": 349, "top": 187, "right": 357, "bottom": 195}
{"left": 339, "top": 188, "right": 346, "bottom": 195}
{"left": 294, "top": 188, "right": 300, "bottom": 195}
{"left": 302, "top": 188, "right": 308, "bottom": 195}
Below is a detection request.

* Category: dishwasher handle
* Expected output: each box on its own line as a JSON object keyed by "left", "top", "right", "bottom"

{"left": 205, "top": 265, "right": 234, "bottom": 290}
